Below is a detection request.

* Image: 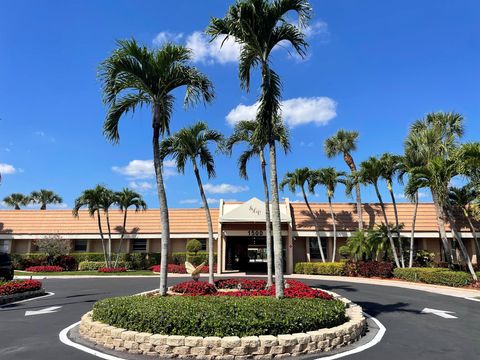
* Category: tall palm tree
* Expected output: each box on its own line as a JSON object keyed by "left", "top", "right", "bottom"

{"left": 379, "top": 153, "right": 404, "bottom": 267}
{"left": 280, "top": 168, "right": 326, "bottom": 262}
{"left": 208, "top": 0, "right": 312, "bottom": 298}
{"left": 400, "top": 148, "right": 426, "bottom": 268}
{"left": 3, "top": 193, "right": 29, "bottom": 210}
{"left": 357, "top": 156, "right": 401, "bottom": 267}
{"left": 405, "top": 112, "right": 464, "bottom": 267}
{"left": 448, "top": 185, "right": 480, "bottom": 262}
{"left": 224, "top": 120, "right": 289, "bottom": 287}
{"left": 73, "top": 186, "right": 110, "bottom": 265}
{"left": 309, "top": 167, "right": 347, "bottom": 262}
{"left": 408, "top": 156, "right": 477, "bottom": 280}
{"left": 99, "top": 40, "right": 214, "bottom": 295}
{"left": 161, "top": 122, "right": 223, "bottom": 284}
{"left": 113, "top": 188, "right": 147, "bottom": 267}
{"left": 324, "top": 130, "right": 364, "bottom": 231}
{"left": 30, "top": 189, "right": 63, "bottom": 210}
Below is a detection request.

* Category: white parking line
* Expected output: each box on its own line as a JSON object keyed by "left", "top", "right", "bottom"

{"left": 59, "top": 312, "right": 386, "bottom": 360}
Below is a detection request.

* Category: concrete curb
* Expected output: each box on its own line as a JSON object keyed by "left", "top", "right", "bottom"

{"left": 0, "top": 289, "right": 46, "bottom": 305}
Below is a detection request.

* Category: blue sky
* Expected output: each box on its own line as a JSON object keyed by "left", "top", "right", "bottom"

{"left": 0, "top": 0, "right": 479, "bottom": 209}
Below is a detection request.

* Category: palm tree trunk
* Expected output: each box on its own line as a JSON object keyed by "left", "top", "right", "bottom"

{"left": 96, "top": 211, "right": 108, "bottom": 266}
{"left": 328, "top": 196, "right": 337, "bottom": 262}
{"left": 192, "top": 161, "right": 215, "bottom": 285}
{"left": 445, "top": 206, "right": 477, "bottom": 281}
{"left": 463, "top": 208, "right": 480, "bottom": 261}
{"left": 269, "top": 141, "right": 284, "bottom": 298}
{"left": 105, "top": 210, "right": 113, "bottom": 268}
{"left": 388, "top": 182, "right": 405, "bottom": 267}
{"left": 409, "top": 192, "right": 419, "bottom": 268}
{"left": 41, "top": 203, "right": 47, "bottom": 210}
{"left": 302, "top": 187, "right": 325, "bottom": 262}
{"left": 114, "top": 210, "right": 128, "bottom": 268}
{"left": 374, "top": 184, "right": 400, "bottom": 267}
{"left": 153, "top": 117, "right": 170, "bottom": 296}
{"left": 344, "top": 152, "right": 363, "bottom": 230}
{"left": 431, "top": 191, "right": 454, "bottom": 267}
{"left": 260, "top": 151, "right": 273, "bottom": 287}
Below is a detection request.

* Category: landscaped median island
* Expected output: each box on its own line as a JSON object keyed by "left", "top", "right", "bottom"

{"left": 0, "top": 279, "right": 45, "bottom": 304}
{"left": 78, "top": 279, "right": 366, "bottom": 358}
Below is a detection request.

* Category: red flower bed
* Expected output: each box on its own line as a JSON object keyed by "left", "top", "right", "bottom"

{"left": 0, "top": 280, "right": 42, "bottom": 296}
{"left": 171, "top": 281, "right": 217, "bottom": 295}
{"left": 170, "top": 279, "right": 333, "bottom": 299}
{"left": 215, "top": 278, "right": 267, "bottom": 291}
{"left": 150, "top": 264, "right": 216, "bottom": 274}
{"left": 25, "top": 265, "right": 63, "bottom": 273}
{"left": 98, "top": 267, "right": 127, "bottom": 273}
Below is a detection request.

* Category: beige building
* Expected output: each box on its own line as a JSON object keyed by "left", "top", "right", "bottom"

{"left": 0, "top": 197, "right": 477, "bottom": 273}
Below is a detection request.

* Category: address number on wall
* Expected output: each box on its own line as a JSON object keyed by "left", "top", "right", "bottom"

{"left": 248, "top": 230, "right": 264, "bottom": 237}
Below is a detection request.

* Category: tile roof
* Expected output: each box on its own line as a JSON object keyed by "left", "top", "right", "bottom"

{"left": 0, "top": 208, "right": 218, "bottom": 235}
{"left": 0, "top": 202, "right": 474, "bottom": 235}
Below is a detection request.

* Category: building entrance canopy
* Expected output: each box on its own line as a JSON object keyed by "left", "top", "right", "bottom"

{"left": 219, "top": 197, "right": 291, "bottom": 223}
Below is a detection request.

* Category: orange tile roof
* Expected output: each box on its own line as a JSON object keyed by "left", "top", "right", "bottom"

{"left": 0, "top": 203, "right": 474, "bottom": 235}
{"left": 290, "top": 202, "right": 474, "bottom": 232}
{"left": 0, "top": 209, "right": 218, "bottom": 235}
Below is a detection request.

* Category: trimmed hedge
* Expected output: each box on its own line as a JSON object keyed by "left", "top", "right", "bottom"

{"left": 78, "top": 261, "right": 130, "bottom": 271}
{"left": 393, "top": 268, "right": 474, "bottom": 287}
{"left": 345, "top": 261, "right": 394, "bottom": 278}
{"left": 171, "top": 252, "right": 216, "bottom": 266}
{"left": 92, "top": 295, "right": 345, "bottom": 337}
{"left": 294, "top": 262, "right": 346, "bottom": 276}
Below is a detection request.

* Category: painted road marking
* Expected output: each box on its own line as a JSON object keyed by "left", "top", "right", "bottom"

{"left": 421, "top": 308, "right": 458, "bottom": 319}
{"left": 25, "top": 306, "right": 62, "bottom": 317}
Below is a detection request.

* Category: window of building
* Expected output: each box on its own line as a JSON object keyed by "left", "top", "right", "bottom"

{"left": 0, "top": 240, "right": 9, "bottom": 253}
{"left": 74, "top": 239, "right": 87, "bottom": 252}
{"left": 199, "top": 239, "right": 207, "bottom": 251}
{"left": 309, "top": 237, "right": 327, "bottom": 260}
{"left": 132, "top": 239, "right": 147, "bottom": 252}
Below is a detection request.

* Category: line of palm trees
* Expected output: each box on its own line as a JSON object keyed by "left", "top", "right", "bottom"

{"left": 99, "top": 0, "right": 313, "bottom": 298}
{"left": 280, "top": 112, "right": 479, "bottom": 281}
{"left": 2, "top": 189, "right": 63, "bottom": 210}
{"left": 72, "top": 185, "right": 146, "bottom": 268}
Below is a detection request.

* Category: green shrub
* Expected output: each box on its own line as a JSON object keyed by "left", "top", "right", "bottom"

{"left": 294, "top": 262, "right": 346, "bottom": 276}
{"left": 92, "top": 295, "right": 345, "bottom": 337}
{"left": 171, "top": 252, "right": 216, "bottom": 266}
{"left": 186, "top": 239, "right": 202, "bottom": 254}
{"left": 393, "top": 268, "right": 473, "bottom": 287}
{"left": 338, "top": 245, "right": 350, "bottom": 259}
{"left": 78, "top": 261, "right": 130, "bottom": 271}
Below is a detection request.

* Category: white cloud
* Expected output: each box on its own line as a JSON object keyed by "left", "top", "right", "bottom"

{"left": 112, "top": 159, "right": 177, "bottom": 179}
{"left": 0, "top": 163, "right": 17, "bottom": 175}
{"left": 129, "top": 181, "right": 154, "bottom": 192}
{"left": 152, "top": 31, "right": 184, "bottom": 47}
{"left": 179, "top": 198, "right": 200, "bottom": 205}
{"left": 185, "top": 32, "right": 240, "bottom": 64}
{"left": 207, "top": 198, "right": 220, "bottom": 205}
{"left": 395, "top": 190, "right": 430, "bottom": 201}
{"left": 304, "top": 21, "right": 329, "bottom": 39}
{"left": 299, "top": 141, "right": 314, "bottom": 147}
{"left": 226, "top": 97, "right": 337, "bottom": 127}
{"left": 204, "top": 183, "right": 249, "bottom": 194}
{"left": 4, "top": 148, "right": 11, "bottom": 152}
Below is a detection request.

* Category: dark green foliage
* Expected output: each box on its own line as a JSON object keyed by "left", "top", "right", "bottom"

{"left": 338, "top": 246, "right": 351, "bottom": 259}
{"left": 186, "top": 239, "right": 202, "bottom": 254}
{"left": 92, "top": 295, "right": 345, "bottom": 337}
{"left": 171, "top": 252, "right": 216, "bottom": 266}
{"left": 393, "top": 267, "right": 473, "bottom": 287}
{"left": 294, "top": 262, "right": 346, "bottom": 276}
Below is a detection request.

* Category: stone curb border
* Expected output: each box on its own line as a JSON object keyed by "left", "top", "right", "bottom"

{"left": 0, "top": 289, "right": 46, "bottom": 305}
{"left": 78, "top": 291, "right": 366, "bottom": 359}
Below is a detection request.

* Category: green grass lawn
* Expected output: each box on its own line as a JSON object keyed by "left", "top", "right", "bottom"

{"left": 15, "top": 270, "right": 156, "bottom": 276}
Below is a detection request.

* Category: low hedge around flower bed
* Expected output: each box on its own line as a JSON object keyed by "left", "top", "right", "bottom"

{"left": 0, "top": 280, "right": 42, "bottom": 295}
{"left": 92, "top": 294, "right": 345, "bottom": 338}
{"left": 25, "top": 265, "right": 63, "bottom": 272}
{"left": 393, "top": 267, "right": 474, "bottom": 287}
{"left": 294, "top": 261, "right": 394, "bottom": 278}
{"left": 294, "top": 262, "right": 346, "bottom": 276}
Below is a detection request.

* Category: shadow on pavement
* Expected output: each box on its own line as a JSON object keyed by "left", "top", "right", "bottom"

{"left": 355, "top": 301, "right": 421, "bottom": 317}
